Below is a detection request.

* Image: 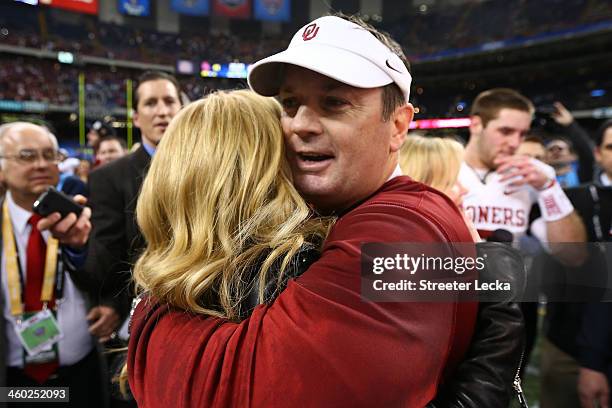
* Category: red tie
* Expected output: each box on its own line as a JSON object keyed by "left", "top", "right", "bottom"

{"left": 24, "top": 214, "right": 47, "bottom": 312}
{"left": 23, "top": 214, "right": 59, "bottom": 383}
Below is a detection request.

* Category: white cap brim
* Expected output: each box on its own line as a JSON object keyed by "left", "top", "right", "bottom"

{"left": 248, "top": 43, "right": 393, "bottom": 97}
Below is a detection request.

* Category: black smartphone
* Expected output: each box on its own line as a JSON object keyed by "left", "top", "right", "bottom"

{"left": 33, "top": 187, "right": 84, "bottom": 218}
{"left": 536, "top": 104, "right": 557, "bottom": 115}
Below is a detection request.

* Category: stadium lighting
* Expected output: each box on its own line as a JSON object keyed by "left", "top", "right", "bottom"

{"left": 409, "top": 118, "right": 472, "bottom": 130}
{"left": 57, "top": 51, "right": 74, "bottom": 64}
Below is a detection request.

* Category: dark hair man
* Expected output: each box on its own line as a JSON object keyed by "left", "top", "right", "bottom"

{"left": 96, "top": 136, "right": 127, "bottom": 166}
{"left": 85, "top": 71, "right": 182, "bottom": 342}
{"left": 459, "top": 88, "right": 585, "bottom": 258}
{"left": 594, "top": 120, "right": 612, "bottom": 187}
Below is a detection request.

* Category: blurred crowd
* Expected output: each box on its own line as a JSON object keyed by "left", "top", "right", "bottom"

{"left": 0, "top": 3, "right": 288, "bottom": 65}
{"left": 1, "top": 54, "right": 610, "bottom": 119}
{"left": 386, "top": 0, "right": 612, "bottom": 58}
{"left": 0, "top": 55, "right": 238, "bottom": 109}
{"left": 1, "top": 0, "right": 611, "bottom": 65}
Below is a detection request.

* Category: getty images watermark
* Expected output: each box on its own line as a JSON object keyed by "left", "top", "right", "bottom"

{"left": 361, "top": 242, "right": 612, "bottom": 302}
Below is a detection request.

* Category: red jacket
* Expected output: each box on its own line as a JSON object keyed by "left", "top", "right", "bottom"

{"left": 128, "top": 177, "right": 478, "bottom": 407}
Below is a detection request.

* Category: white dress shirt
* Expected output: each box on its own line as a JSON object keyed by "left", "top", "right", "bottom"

{"left": 389, "top": 164, "right": 403, "bottom": 180}
{"left": 2, "top": 192, "right": 93, "bottom": 367}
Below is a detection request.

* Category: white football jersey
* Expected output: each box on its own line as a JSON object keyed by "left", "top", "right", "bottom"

{"left": 458, "top": 162, "right": 537, "bottom": 239}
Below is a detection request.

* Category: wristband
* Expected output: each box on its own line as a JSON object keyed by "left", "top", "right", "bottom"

{"left": 538, "top": 178, "right": 555, "bottom": 191}
{"left": 537, "top": 180, "right": 574, "bottom": 221}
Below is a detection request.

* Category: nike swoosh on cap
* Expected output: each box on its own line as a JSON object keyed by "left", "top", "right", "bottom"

{"left": 385, "top": 59, "right": 403, "bottom": 74}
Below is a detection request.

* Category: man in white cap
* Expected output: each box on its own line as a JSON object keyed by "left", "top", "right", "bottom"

{"left": 248, "top": 15, "right": 413, "bottom": 215}
{"left": 128, "top": 15, "right": 486, "bottom": 407}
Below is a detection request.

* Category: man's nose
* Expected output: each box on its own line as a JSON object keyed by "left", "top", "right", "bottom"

{"left": 290, "top": 105, "right": 323, "bottom": 138}
{"left": 507, "top": 134, "right": 522, "bottom": 150}
{"left": 154, "top": 102, "right": 171, "bottom": 116}
{"left": 32, "top": 155, "right": 53, "bottom": 168}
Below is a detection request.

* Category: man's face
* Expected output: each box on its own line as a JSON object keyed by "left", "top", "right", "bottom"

{"left": 279, "top": 67, "right": 410, "bottom": 213}
{"left": 133, "top": 79, "right": 181, "bottom": 147}
{"left": 0, "top": 124, "right": 59, "bottom": 203}
{"left": 97, "top": 139, "right": 126, "bottom": 165}
{"left": 517, "top": 141, "right": 546, "bottom": 161}
{"left": 87, "top": 130, "right": 100, "bottom": 148}
{"left": 471, "top": 108, "right": 532, "bottom": 169}
{"left": 595, "top": 128, "right": 612, "bottom": 177}
{"left": 546, "top": 139, "right": 576, "bottom": 167}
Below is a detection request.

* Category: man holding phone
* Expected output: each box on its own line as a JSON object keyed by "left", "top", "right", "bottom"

{"left": 0, "top": 122, "right": 102, "bottom": 406}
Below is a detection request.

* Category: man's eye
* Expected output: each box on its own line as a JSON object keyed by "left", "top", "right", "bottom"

{"left": 280, "top": 98, "right": 298, "bottom": 110}
{"left": 42, "top": 150, "right": 58, "bottom": 160}
{"left": 324, "top": 97, "right": 348, "bottom": 109}
{"left": 19, "top": 150, "right": 36, "bottom": 161}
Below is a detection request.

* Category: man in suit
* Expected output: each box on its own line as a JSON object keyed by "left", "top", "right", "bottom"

{"left": 85, "top": 71, "right": 182, "bottom": 341}
{"left": 0, "top": 122, "right": 100, "bottom": 406}
{"left": 540, "top": 121, "right": 612, "bottom": 408}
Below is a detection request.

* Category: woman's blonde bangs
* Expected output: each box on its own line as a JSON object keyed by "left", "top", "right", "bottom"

{"left": 400, "top": 135, "right": 465, "bottom": 193}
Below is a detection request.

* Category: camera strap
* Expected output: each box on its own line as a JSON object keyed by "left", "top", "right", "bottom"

{"left": 3, "top": 200, "right": 59, "bottom": 318}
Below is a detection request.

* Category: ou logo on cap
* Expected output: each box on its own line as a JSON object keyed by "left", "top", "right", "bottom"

{"left": 302, "top": 23, "right": 319, "bottom": 41}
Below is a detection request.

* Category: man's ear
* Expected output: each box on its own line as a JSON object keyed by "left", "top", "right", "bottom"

{"left": 594, "top": 146, "right": 602, "bottom": 164}
{"left": 132, "top": 109, "right": 140, "bottom": 129}
{"left": 389, "top": 103, "right": 414, "bottom": 153}
{"left": 469, "top": 115, "right": 483, "bottom": 138}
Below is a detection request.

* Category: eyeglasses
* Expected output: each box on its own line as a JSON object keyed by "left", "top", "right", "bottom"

{"left": 0, "top": 149, "right": 61, "bottom": 164}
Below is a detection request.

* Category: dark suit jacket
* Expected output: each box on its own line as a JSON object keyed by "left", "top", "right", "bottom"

{"left": 545, "top": 185, "right": 612, "bottom": 382}
{"left": 86, "top": 146, "right": 151, "bottom": 318}
{"left": 60, "top": 175, "right": 89, "bottom": 197}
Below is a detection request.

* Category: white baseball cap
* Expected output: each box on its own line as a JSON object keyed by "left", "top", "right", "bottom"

{"left": 248, "top": 16, "right": 412, "bottom": 101}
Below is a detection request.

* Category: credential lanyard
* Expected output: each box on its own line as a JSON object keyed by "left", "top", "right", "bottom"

{"left": 588, "top": 185, "right": 604, "bottom": 242}
{"left": 3, "top": 200, "right": 59, "bottom": 318}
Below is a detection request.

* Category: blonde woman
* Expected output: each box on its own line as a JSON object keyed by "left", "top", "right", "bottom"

{"left": 400, "top": 135, "right": 478, "bottom": 240}
{"left": 132, "top": 90, "right": 329, "bottom": 321}
{"left": 400, "top": 135, "right": 465, "bottom": 197}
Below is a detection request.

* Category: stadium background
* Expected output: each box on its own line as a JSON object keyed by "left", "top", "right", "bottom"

{"left": 1, "top": 0, "right": 611, "bottom": 157}
{"left": 1, "top": 0, "right": 611, "bottom": 404}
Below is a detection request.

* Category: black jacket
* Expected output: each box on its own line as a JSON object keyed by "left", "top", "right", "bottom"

{"left": 545, "top": 184, "right": 612, "bottom": 383}
{"left": 85, "top": 146, "right": 151, "bottom": 319}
